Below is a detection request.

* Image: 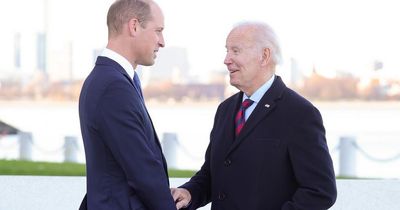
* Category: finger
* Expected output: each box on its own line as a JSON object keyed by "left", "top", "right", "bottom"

{"left": 171, "top": 189, "right": 182, "bottom": 202}
{"left": 176, "top": 199, "right": 188, "bottom": 209}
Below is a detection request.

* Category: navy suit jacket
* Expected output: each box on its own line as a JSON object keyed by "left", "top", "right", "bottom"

{"left": 181, "top": 76, "right": 337, "bottom": 210}
{"left": 79, "top": 56, "right": 176, "bottom": 210}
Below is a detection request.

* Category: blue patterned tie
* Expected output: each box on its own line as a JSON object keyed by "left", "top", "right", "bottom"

{"left": 235, "top": 99, "right": 254, "bottom": 136}
{"left": 133, "top": 71, "right": 144, "bottom": 100}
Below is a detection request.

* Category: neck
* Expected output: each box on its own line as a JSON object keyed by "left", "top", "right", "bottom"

{"left": 243, "top": 71, "right": 274, "bottom": 97}
{"left": 106, "top": 39, "right": 137, "bottom": 69}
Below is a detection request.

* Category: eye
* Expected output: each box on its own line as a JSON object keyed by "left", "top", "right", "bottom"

{"left": 226, "top": 47, "right": 240, "bottom": 55}
{"left": 155, "top": 28, "right": 163, "bottom": 34}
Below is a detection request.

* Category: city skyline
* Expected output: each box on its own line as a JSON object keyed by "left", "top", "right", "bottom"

{"left": 0, "top": 0, "right": 399, "bottom": 82}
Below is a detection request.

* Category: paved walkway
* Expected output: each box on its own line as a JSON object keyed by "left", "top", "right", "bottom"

{"left": 1, "top": 176, "right": 399, "bottom": 210}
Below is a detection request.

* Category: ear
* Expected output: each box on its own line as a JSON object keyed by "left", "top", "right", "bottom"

{"left": 261, "top": 48, "right": 271, "bottom": 66}
{"left": 128, "top": 18, "right": 141, "bottom": 36}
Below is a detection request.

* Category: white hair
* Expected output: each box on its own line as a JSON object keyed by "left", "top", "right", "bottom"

{"left": 233, "top": 21, "right": 283, "bottom": 65}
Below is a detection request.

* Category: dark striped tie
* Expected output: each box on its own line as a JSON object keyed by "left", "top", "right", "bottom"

{"left": 133, "top": 71, "right": 144, "bottom": 100}
{"left": 235, "top": 99, "right": 254, "bottom": 136}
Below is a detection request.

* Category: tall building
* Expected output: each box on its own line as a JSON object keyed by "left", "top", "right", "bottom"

{"left": 143, "top": 47, "right": 190, "bottom": 86}
{"left": 0, "top": 0, "right": 110, "bottom": 83}
{"left": 290, "top": 57, "right": 304, "bottom": 87}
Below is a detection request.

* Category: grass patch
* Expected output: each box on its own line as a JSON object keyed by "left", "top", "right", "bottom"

{"left": 0, "top": 159, "right": 86, "bottom": 176}
{"left": 168, "top": 169, "right": 196, "bottom": 178}
{"left": 0, "top": 159, "right": 196, "bottom": 177}
{"left": 1, "top": 160, "right": 367, "bottom": 179}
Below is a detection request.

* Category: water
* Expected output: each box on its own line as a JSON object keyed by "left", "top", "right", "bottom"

{"left": 1, "top": 101, "right": 399, "bottom": 179}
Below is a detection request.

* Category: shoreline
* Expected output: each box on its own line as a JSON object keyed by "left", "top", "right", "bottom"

{"left": 0, "top": 99, "right": 400, "bottom": 109}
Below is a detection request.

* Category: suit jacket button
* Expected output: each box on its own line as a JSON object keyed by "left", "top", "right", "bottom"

{"left": 218, "top": 192, "right": 226, "bottom": 200}
{"left": 224, "top": 159, "right": 231, "bottom": 166}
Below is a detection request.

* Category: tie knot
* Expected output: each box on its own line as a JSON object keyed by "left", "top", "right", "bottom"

{"left": 241, "top": 99, "right": 254, "bottom": 109}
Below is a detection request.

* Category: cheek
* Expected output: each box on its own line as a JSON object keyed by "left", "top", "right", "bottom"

{"left": 151, "top": 33, "right": 159, "bottom": 42}
{"left": 231, "top": 57, "right": 243, "bottom": 67}
{"left": 236, "top": 58, "right": 249, "bottom": 70}
{"left": 141, "top": 32, "right": 155, "bottom": 44}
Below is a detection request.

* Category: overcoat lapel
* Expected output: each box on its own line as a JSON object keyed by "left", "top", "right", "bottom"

{"left": 220, "top": 93, "right": 243, "bottom": 154}
{"left": 226, "top": 76, "right": 286, "bottom": 157}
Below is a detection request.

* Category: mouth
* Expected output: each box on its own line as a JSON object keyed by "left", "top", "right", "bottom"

{"left": 229, "top": 69, "right": 239, "bottom": 74}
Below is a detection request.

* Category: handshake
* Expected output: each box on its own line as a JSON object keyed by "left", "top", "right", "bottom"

{"left": 171, "top": 188, "right": 192, "bottom": 209}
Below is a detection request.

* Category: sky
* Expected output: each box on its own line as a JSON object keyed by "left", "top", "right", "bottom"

{"left": 1, "top": 0, "right": 400, "bottom": 79}
{"left": 158, "top": 0, "right": 400, "bottom": 78}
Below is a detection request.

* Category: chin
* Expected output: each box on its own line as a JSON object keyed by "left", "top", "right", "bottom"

{"left": 230, "top": 80, "right": 239, "bottom": 87}
{"left": 141, "top": 60, "right": 155, "bottom": 66}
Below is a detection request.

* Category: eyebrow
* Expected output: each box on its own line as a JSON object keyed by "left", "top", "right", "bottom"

{"left": 226, "top": 45, "right": 240, "bottom": 49}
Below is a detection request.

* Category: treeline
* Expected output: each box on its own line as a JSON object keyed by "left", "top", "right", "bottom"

{"left": 1, "top": 72, "right": 400, "bottom": 101}
{"left": 298, "top": 72, "right": 400, "bottom": 101}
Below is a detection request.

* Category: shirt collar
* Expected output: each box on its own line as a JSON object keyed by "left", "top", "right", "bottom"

{"left": 100, "top": 48, "right": 135, "bottom": 79}
{"left": 242, "top": 75, "right": 275, "bottom": 103}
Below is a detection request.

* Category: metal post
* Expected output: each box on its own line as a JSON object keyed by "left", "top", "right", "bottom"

{"left": 64, "top": 136, "right": 78, "bottom": 163}
{"left": 162, "top": 132, "right": 178, "bottom": 169}
{"left": 339, "top": 136, "right": 357, "bottom": 177}
{"left": 19, "top": 131, "right": 33, "bottom": 161}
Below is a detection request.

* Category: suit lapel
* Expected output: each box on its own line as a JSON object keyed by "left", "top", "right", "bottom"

{"left": 226, "top": 76, "right": 286, "bottom": 156}
{"left": 98, "top": 56, "right": 169, "bottom": 177}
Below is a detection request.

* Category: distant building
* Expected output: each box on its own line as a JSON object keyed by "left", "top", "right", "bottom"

{"left": 142, "top": 47, "right": 190, "bottom": 86}
{"left": 290, "top": 57, "right": 304, "bottom": 87}
{"left": 0, "top": 0, "right": 109, "bottom": 83}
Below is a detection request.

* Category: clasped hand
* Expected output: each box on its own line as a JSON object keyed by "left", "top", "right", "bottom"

{"left": 171, "top": 188, "right": 191, "bottom": 209}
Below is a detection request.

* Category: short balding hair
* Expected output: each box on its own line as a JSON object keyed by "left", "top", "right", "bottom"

{"left": 107, "top": 0, "right": 152, "bottom": 37}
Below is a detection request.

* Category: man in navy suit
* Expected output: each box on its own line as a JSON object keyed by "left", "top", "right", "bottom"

{"left": 172, "top": 22, "right": 337, "bottom": 210}
{"left": 78, "top": 0, "right": 176, "bottom": 209}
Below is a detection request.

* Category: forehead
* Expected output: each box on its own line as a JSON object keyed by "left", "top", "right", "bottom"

{"left": 149, "top": 2, "right": 164, "bottom": 26}
{"left": 226, "top": 26, "right": 255, "bottom": 48}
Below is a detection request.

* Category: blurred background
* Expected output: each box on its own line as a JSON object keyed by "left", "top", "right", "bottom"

{"left": 0, "top": 0, "right": 399, "bottom": 178}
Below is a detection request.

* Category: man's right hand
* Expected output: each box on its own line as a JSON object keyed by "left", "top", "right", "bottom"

{"left": 171, "top": 188, "right": 192, "bottom": 209}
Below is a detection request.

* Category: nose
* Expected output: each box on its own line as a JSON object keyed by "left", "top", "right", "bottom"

{"left": 224, "top": 53, "right": 231, "bottom": 65}
{"left": 159, "top": 33, "right": 165, "bottom": 48}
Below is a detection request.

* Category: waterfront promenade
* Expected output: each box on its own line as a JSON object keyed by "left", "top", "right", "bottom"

{"left": 1, "top": 176, "right": 399, "bottom": 210}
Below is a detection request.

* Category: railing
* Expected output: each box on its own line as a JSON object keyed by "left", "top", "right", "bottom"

{"left": 0, "top": 131, "right": 79, "bottom": 162}
{"left": 1, "top": 132, "right": 400, "bottom": 178}
{"left": 335, "top": 136, "right": 400, "bottom": 177}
